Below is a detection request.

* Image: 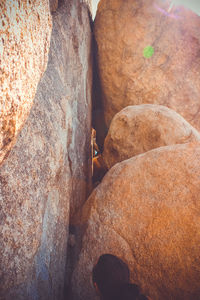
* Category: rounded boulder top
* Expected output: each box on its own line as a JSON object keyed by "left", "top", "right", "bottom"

{"left": 103, "top": 104, "right": 200, "bottom": 169}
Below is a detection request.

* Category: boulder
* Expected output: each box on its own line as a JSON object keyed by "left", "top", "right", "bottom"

{"left": 103, "top": 104, "right": 200, "bottom": 169}
{"left": 0, "top": 0, "right": 92, "bottom": 298}
{"left": 71, "top": 142, "right": 200, "bottom": 300}
{"left": 0, "top": 0, "right": 52, "bottom": 166}
{"left": 94, "top": 0, "right": 200, "bottom": 130}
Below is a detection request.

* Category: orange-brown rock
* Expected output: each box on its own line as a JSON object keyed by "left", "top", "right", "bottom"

{"left": 94, "top": 0, "right": 200, "bottom": 129}
{"left": 0, "top": 0, "right": 52, "bottom": 166}
{"left": 103, "top": 104, "right": 200, "bottom": 169}
{"left": 71, "top": 142, "right": 200, "bottom": 300}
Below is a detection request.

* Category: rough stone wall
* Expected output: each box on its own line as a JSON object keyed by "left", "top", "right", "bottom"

{"left": 94, "top": 0, "right": 200, "bottom": 130}
{"left": 49, "top": 0, "right": 58, "bottom": 13}
{"left": 0, "top": 0, "right": 52, "bottom": 165}
{"left": 0, "top": 0, "right": 92, "bottom": 299}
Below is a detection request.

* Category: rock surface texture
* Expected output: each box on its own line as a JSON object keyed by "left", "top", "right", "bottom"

{"left": 49, "top": 0, "right": 58, "bottom": 13}
{"left": 71, "top": 142, "right": 200, "bottom": 300}
{"left": 0, "top": 0, "right": 52, "bottom": 166}
{"left": 0, "top": 0, "right": 92, "bottom": 299}
{"left": 94, "top": 0, "right": 200, "bottom": 129}
{"left": 103, "top": 104, "right": 200, "bottom": 169}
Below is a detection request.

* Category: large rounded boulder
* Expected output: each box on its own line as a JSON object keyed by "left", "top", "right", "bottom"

{"left": 71, "top": 142, "right": 200, "bottom": 300}
{"left": 103, "top": 104, "right": 200, "bottom": 169}
{"left": 94, "top": 0, "right": 200, "bottom": 129}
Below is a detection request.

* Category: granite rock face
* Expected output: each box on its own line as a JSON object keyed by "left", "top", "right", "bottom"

{"left": 49, "top": 0, "right": 58, "bottom": 13}
{"left": 0, "top": 0, "right": 52, "bottom": 166}
{"left": 103, "top": 104, "right": 200, "bottom": 169}
{"left": 71, "top": 142, "right": 200, "bottom": 300}
{"left": 0, "top": 0, "right": 92, "bottom": 299}
{"left": 94, "top": 0, "right": 200, "bottom": 129}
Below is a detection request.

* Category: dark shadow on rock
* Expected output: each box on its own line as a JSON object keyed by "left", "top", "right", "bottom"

{"left": 92, "top": 27, "right": 108, "bottom": 152}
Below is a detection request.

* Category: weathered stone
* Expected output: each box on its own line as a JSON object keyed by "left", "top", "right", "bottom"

{"left": 103, "top": 104, "right": 200, "bottom": 169}
{"left": 49, "top": 0, "right": 58, "bottom": 13}
{"left": 94, "top": 0, "right": 200, "bottom": 130}
{"left": 71, "top": 142, "right": 200, "bottom": 300}
{"left": 0, "top": 0, "right": 52, "bottom": 166}
{"left": 0, "top": 0, "right": 92, "bottom": 299}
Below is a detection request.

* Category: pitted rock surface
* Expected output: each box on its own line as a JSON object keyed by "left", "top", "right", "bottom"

{"left": 0, "top": 0, "right": 52, "bottom": 166}
{"left": 103, "top": 104, "right": 200, "bottom": 169}
{"left": 94, "top": 0, "right": 200, "bottom": 129}
{"left": 71, "top": 142, "right": 200, "bottom": 300}
{"left": 0, "top": 0, "right": 92, "bottom": 298}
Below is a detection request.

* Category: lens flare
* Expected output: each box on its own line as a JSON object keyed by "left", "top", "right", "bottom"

{"left": 143, "top": 46, "right": 154, "bottom": 58}
{"left": 154, "top": 3, "right": 181, "bottom": 19}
